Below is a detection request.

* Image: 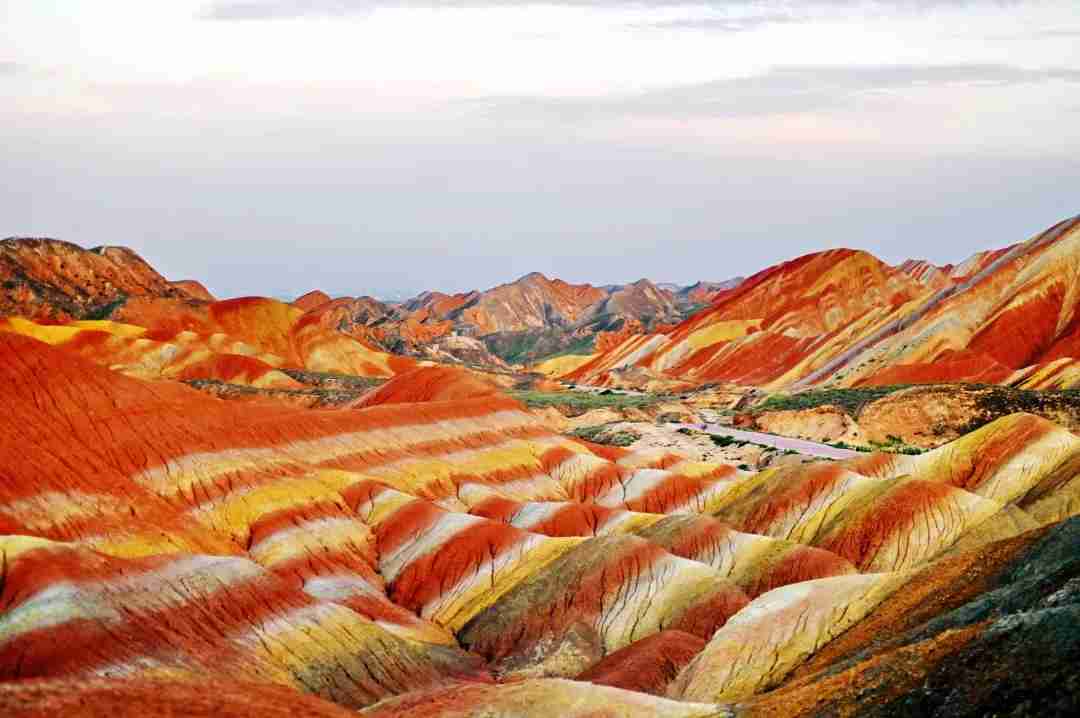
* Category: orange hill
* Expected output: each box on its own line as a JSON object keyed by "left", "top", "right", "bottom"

{"left": 0, "top": 238, "right": 206, "bottom": 321}
{"left": 2, "top": 329, "right": 1080, "bottom": 714}
{"left": 0, "top": 238, "right": 415, "bottom": 382}
{"left": 557, "top": 214, "right": 1080, "bottom": 391}
{"left": 321, "top": 273, "right": 739, "bottom": 367}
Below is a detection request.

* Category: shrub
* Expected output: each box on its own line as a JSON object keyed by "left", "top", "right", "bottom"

{"left": 709, "top": 435, "right": 748, "bottom": 448}
{"left": 568, "top": 424, "right": 639, "bottom": 447}
{"left": 756, "top": 385, "right": 913, "bottom": 417}
{"left": 508, "top": 390, "right": 670, "bottom": 413}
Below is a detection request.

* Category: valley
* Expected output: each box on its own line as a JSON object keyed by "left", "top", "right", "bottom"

{"left": 2, "top": 215, "right": 1080, "bottom": 716}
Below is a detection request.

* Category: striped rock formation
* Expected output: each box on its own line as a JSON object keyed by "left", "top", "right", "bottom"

{"left": 0, "top": 299, "right": 413, "bottom": 385}
{"left": 555, "top": 215, "right": 1080, "bottom": 392}
{"left": 353, "top": 272, "right": 734, "bottom": 367}
{"left": 3, "top": 329, "right": 1080, "bottom": 715}
{"left": 0, "top": 239, "right": 412, "bottom": 382}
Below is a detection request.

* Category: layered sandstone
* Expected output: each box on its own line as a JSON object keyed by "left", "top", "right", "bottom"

{"left": 558, "top": 215, "right": 1080, "bottom": 393}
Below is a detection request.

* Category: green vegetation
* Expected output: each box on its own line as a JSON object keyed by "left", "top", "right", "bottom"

{"left": 483, "top": 329, "right": 596, "bottom": 365}
{"left": 483, "top": 331, "right": 546, "bottom": 364}
{"left": 868, "top": 434, "right": 926, "bottom": 455}
{"left": 677, "top": 426, "right": 782, "bottom": 454}
{"left": 540, "top": 335, "right": 597, "bottom": 362}
{"left": 281, "top": 369, "right": 386, "bottom": 391}
{"left": 755, "top": 385, "right": 914, "bottom": 417}
{"left": 184, "top": 379, "right": 365, "bottom": 408}
{"left": 186, "top": 373, "right": 386, "bottom": 408}
{"left": 827, "top": 440, "right": 873, "bottom": 453}
{"left": 508, "top": 389, "right": 669, "bottom": 413}
{"left": 568, "top": 423, "right": 640, "bottom": 447}
{"left": 826, "top": 437, "right": 924, "bottom": 455}
{"left": 961, "top": 385, "right": 1080, "bottom": 435}
{"left": 757, "top": 383, "right": 1080, "bottom": 426}
{"left": 83, "top": 295, "right": 128, "bottom": 320}
{"left": 708, "top": 434, "right": 750, "bottom": 449}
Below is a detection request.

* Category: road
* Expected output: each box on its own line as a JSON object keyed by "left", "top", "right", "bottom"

{"left": 674, "top": 423, "right": 861, "bottom": 461}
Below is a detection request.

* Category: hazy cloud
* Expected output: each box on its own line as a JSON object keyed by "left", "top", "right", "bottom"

{"left": 1032, "top": 28, "right": 1080, "bottom": 37}
{"left": 476, "top": 64, "right": 1080, "bottom": 120}
{"left": 201, "top": 1, "right": 1025, "bottom": 21}
{"left": 4, "top": 1, "right": 1076, "bottom": 300}
{"left": 632, "top": 13, "right": 799, "bottom": 32}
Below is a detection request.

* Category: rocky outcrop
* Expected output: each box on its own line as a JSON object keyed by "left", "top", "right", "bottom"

{"left": 751, "top": 404, "right": 863, "bottom": 445}
{"left": 0, "top": 238, "right": 204, "bottom": 321}
{"left": 170, "top": 279, "right": 216, "bottom": 301}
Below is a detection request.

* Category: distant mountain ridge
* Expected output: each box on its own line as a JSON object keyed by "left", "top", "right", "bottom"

{"left": 553, "top": 214, "right": 1080, "bottom": 392}
{"left": 10, "top": 216, "right": 1079, "bottom": 386}
{"left": 290, "top": 271, "right": 744, "bottom": 366}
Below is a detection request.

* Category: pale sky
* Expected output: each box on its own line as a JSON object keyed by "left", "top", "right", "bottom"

{"left": 2, "top": 1, "right": 1078, "bottom": 299}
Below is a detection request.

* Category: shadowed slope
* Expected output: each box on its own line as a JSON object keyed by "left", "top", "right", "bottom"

{"left": 739, "top": 517, "right": 1080, "bottom": 717}
{"left": 0, "top": 678, "right": 357, "bottom": 718}
{"left": 575, "top": 630, "right": 707, "bottom": 695}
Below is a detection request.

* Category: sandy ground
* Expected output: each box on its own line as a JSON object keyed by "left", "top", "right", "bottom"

{"left": 606, "top": 421, "right": 821, "bottom": 470}
{"left": 682, "top": 423, "right": 860, "bottom": 460}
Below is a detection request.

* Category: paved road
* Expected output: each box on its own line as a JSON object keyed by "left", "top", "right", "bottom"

{"left": 674, "top": 423, "right": 861, "bottom": 461}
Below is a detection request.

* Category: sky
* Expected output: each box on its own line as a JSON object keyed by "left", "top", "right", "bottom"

{"left": 2, "top": 1, "right": 1078, "bottom": 300}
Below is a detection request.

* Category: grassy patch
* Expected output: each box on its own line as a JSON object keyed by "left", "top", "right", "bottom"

{"left": 508, "top": 389, "right": 669, "bottom": 413}
{"left": 708, "top": 434, "right": 750, "bottom": 449}
{"left": 962, "top": 386, "right": 1080, "bottom": 434}
{"left": 281, "top": 369, "right": 386, "bottom": 391}
{"left": 826, "top": 438, "right": 924, "bottom": 455}
{"left": 483, "top": 329, "right": 597, "bottom": 365}
{"left": 866, "top": 434, "right": 926, "bottom": 455}
{"left": 184, "top": 379, "right": 366, "bottom": 408}
{"left": 568, "top": 423, "right": 640, "bottom": 447}
{"left": 755, "top": 385, "right": 914, "bottom": 417}
{"left": 826, "top": 440, "right": 873, "bottom": 453}
{"left": 678, "top": 427, "right": 780, "bottom": 454}
{"left": 541, "top": 335, "right": 597, "bottom": 362}
{"left": 83, "top": 295, "right": 128, "bottom": 320}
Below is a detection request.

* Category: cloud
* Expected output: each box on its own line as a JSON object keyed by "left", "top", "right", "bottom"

{"left": 1032, "top": 28, "right": 1080, "bottom": 37}
{"left": 202, "top": 1, "right": 374, "bottom": 19}
{"left": 201, "top": 1, "right": 1027, "bottom": 21}
{"left": 631, "top": 13, "right": 799, "bottom": 32}
{"left": 472, "top": 63, "right": 1080, "bottom": 120}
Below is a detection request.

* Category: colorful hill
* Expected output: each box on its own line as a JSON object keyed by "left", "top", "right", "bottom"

{"left": 2, "top": 326, "right": 1080, "bottom": 714}
{"left": 0, "top": 239, "right": 414, "bottom": 383}
{"left": 0, "top": 238, "right": 207, "bottom": 321}
{"left": 555, "top": 215, "right": 1080, "bottom": 392}
{"left": 312, "top": 272, "right": 740, "bottom": 368}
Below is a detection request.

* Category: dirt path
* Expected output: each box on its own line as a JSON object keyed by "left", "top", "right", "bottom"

{"left": 675, "top": 423, "right": 860, "bottom": 460}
